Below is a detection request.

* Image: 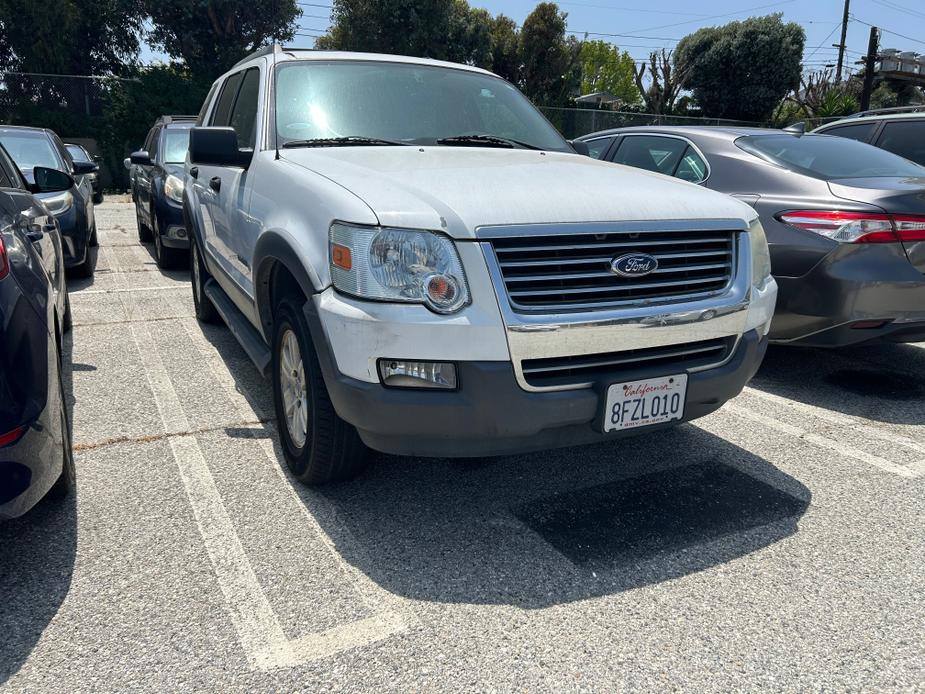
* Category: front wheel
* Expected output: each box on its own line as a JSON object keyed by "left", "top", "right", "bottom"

{"left": 136, "top": 204, "right": 152, "bottom": 242}
{"left": 152, "top": 208, "right": 181, "bottom": 269}
{"left": 190, "top": 237, "right": 220, "bottom": 324}
{"left": 272, "top": 298, "right": 367, "bottom": 485}
{"left": 48, "top": 359, "right": 74, "bottom": 500}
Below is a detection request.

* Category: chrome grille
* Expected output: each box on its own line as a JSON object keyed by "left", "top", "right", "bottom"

{"left": 521, "top": 337, "right": 734, "bottom": 389}
{"left": 490, "top": 229, "right": 737, "bottom": 312}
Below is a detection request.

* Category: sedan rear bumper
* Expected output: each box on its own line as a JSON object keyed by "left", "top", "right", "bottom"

{"left": 769, "top": 242, "right": 925, "bottom": 347}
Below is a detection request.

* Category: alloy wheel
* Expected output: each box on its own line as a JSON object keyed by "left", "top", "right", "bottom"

{"left": 279, "top": 329, "right": 308, "bottom": 449}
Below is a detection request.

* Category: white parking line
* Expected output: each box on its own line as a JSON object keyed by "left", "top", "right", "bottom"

{"left": 75, "top": 285, "right": 187, "bottom": 296}
{"left": 99, "top": 246, "right": 405, "bottom": 669}
{"left": 725, "top": 403, "right": 925, "bottom": 479}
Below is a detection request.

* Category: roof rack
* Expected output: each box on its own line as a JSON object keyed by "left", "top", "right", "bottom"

{"left": 847, "top": 104, "right": 925, "bottom": 118}
{"left": 155, "top": 114, "right": 197, "bottom": 125}
{"left": 228, "top": 43, "right": 315, "bottom": 71}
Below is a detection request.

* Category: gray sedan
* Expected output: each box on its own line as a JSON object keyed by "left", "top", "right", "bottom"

{"left": 577, "top": 126, "right": 925, "bottom": 347}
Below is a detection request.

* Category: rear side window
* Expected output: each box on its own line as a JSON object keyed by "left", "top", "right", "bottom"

{"left": 197, "top": 81, "right": 220, "bottom": 126}
{"left": 210, "top": 71, "right": 244, "bottom": 127}
{"left": 819, "top": 122, "right": 877, "bottom": 143}
{"left": 675, "top": 146, "right": 708, "bottom": 183}
{"left": 228, "top": 68, "right": 260, "bottom": 148}
{"left": 613, "top": 136, "right": 687, "bottom": 175}
{"left": 584, "top": 136, "right": 615, "bottom": 160}
{"left": 875, "top": 121, "right": 925, "bottom": 166}
{"left": 736, "top": 134, "right": 925, "bottom": 180}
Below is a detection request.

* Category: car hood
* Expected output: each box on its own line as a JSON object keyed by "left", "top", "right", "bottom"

{"left": 280, "top": 147, "right": 755, "bottom": 238}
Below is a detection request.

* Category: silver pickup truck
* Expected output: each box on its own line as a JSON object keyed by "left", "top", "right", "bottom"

{"left": 183, "top": 46, "right": 777, "bottom": 484}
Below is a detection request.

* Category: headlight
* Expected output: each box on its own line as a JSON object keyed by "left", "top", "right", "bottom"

{"left": 329, "top": 223, "right": 470, "bottom": 314}
{"left": 42, "top": 190, "right": 73, "bottom": 216}
{"left": 749, "top": 218, "right": 772, "bottom": 285}
{"left": 164, "top": 174, "right": 184, "bottom": 204}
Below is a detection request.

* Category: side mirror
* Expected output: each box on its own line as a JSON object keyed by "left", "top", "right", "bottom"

{"left": 189, "top": 127, "right": 252, "bottom": 169}
{"left": 569, "top": 140, "right": 591, "bottom": 157}
{"left": 29, "top": 166, "right": 73, "bottom": 194}
{"left": 123, "top": 157, "right": 132, "bottom": 170}
{"left": 73, "top": 160, "right": 99, "bottom": 175}
{"left": 130, "top": 150, "right": 152, "bottom": 166}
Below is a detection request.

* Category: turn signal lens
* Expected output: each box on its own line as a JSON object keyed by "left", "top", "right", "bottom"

{"left": 777, "top": 211, "right": 925, "bottom": 244}
{"left": 331, "top": 243, "right": 352, "bottom": 271}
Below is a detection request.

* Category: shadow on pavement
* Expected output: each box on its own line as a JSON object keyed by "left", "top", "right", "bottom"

{"left": 750, "top": 343, "right": 925, "bottom": 425}
{"left": 196, "top": 316, "right": 811, "bottom": 607}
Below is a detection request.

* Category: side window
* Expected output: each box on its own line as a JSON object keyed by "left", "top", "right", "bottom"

{"left": 875, "top": 121, "right": 925, "bottom": 166}
{"left": 142, "top": 127, "right": 157, "bottom": 155}
{"left": 585, "top": 137, "right": 615, "bottom": 160}
{"left": 51, "top": 133, "right": 72, "bottom": 172}
{"left": 612, "top": 135, "right": 687, "bottom": 175}
{"left": 197, "top": 81, "right": 220, "bottom": 126}
{"left": 674, "top": 146, "right": 708, "bottom": 183}
{"left": 148, "top": 126, "right": 160, "bottom": 161}
{"left": 821, "top": 122, "right": 877, "bottom": 143}
{"left": 0, "top": 148, "right": 14, "bottom": 188}
{"left": 210, "top": 71, "right": 244, "bottom": 127}
{"left": 228, "top": 68, "right": 260, "bottom": 148}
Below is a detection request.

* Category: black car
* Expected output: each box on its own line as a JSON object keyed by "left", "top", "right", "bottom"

{"left": 0, "top": 143, "right": 75, "bottom": 519}
{"left": 131, "top": 115, "right": 195, "bottom": 268}
{"left": 577, "top": 126, "right": 925, "bottom": 347}
{"left": 0, "top": 126, "right": 98, "bottom": 278}
{"left": 814, "top": 107, "right": 925, "bottom": 167}
{"left": 65, "top": 143, "right": 104, "bottom": 204}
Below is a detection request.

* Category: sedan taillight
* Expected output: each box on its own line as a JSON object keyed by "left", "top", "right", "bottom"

{"left": 777, "top": 210, "right": 925, "bottom": 244}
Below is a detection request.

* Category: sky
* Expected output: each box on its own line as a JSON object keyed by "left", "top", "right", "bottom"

{"left": 142, "top": 0, "right": 925, "bottom": 75}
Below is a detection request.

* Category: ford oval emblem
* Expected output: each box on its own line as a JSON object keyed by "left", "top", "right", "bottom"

{"left": 610, "top": 253, "right": 659, "bottom": 278}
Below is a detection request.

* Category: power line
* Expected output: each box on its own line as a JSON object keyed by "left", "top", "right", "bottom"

{"left": 850, "top": 15, "right": 925, "bottom": 47}
{"left": 556, "top": 2, "right": 713, "bottom": 16}
{"left": 804, "top": 20, "right": 843, "bottom": 61}
{"left": 619, "top": 0, "right": 797, "bottom": 35}
{"left": 870, "top": 0, "right": 925, "bottom": 21}
{"left": 567, "top": 29, "right": 681, "bottom": 42}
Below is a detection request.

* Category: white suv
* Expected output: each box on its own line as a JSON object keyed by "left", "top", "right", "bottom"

{"left": 183, "top": 47, "right": 777, "bottom": 484}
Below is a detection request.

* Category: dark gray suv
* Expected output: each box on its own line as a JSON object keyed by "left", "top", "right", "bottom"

{"left": 814, "top": 107, "right": 925, "bottom": 167}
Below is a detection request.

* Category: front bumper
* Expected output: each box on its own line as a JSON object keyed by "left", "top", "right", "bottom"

{"left": 155, "top": 199, "right": 190, "bottom": 249}
{"left": 309, "top": 312, "right": 766, "bottom": 457}
{"left": 770, "top": 243, "right": 925, "bottom": 347}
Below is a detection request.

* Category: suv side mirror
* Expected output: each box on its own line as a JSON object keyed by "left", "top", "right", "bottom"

{"left": 189, "top": 127, "right": 252, "bottom": 169}
{"left": 130, "top": 150, "right": 152, "bottom": 166}
{"left": 569, "top": 140, "right": 590, "bottom": 157}
{"left": 123, "top": 157, "right": 132, "bottom": 170}
{"left": 30, "top": 166, "right": 73, "bottom": 194}
{"left": 73, "top": 160, "right": 99, "bottom": 175}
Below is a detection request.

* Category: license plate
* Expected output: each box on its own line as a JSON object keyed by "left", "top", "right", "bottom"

{"left": 603, "top": 374, "right": 688, "bottom": 433}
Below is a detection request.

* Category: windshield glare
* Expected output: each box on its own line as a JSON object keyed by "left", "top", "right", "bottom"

{"left": 0, "top": 130, "right": 63, "bottom": 172}
{"left": 736, "top": 134, "right": 925, "bottom": 180}
{"left": 274, "top": 61, "right": 570, "bottom": 152}
{"left": 163, "top": 129, "right": 191, "bottom": 164}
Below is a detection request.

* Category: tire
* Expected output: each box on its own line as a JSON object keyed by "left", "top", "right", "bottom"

{"left": 152, "top": 209, "right": 181, "bottom": 269}
{"left": 136, "top": 203, "right": 152, "bottom": 242}
{"left": 89, "top": 219, "right": 99, "bottom": 247}
{"left": 48, "top": 356, "right": 74, "bottom": 500}
{"left": 93, "top": 192, "right": 103, "bottom": 205}
{"left": 272, "top": 297, "right": 367, "bottom": 485}
{"left": 190, "top": 237, "right": 221, "bottom": 324}
{"left": 69, "top": 242, "right": 94, "bottom": 279}
{"left": 62, "top": 287, "right": 72, "bottom": 333}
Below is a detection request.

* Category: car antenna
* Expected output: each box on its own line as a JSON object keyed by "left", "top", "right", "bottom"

{"left": 783, "top": 121, "right": 806, "bottom": 136}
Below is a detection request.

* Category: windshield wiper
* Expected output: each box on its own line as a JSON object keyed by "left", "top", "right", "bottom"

{"left": 435, "top": 134, "right": 541, "bottom": 150}
{"left": 281, "top": 136, "right": 409, "bottom": 148}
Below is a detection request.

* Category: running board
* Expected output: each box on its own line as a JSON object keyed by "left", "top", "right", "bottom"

{"left": 203, "top": 279, "right": 272, "bottom": 377}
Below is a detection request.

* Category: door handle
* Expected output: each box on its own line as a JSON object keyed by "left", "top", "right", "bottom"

{"left": 209, "top": 176, "right": 221, "bottom": 192}
{"left": 190, "top": 166, "right": 198, "bottom": 179}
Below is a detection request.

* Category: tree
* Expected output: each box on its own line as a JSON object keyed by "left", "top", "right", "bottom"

{"left": 316, "top": 0, "right": 455, "bottom": 58}
{"left": 633, "top": 49, "right": 685, "bottom": 115}
{"left": 145, "top": 0, "right": 300, "bottom": 81}
{"left": 674, "top": 13, "right": 804, "bottom": 121}
{"left": 446, "top": 2, "right": 493, "bottom": 68}
{"left": 579, "top": 40, "right": 639, "bottom": 106}
{"left": 489, "top": 14, "right": 521, "bottom": 85}
{"left": 519, "top": 2, "right": 580, "bottom": 106}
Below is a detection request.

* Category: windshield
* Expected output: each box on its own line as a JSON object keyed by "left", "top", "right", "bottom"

{"left": 0, "top": 129, "right": 64, "bottom": 172}
{"left": 66, "top": 144, "right": 91, "bottom": 162}
{"left": 736, "top": 134, "right": 925, "bottom": 180}
{"left": 274, "top": 60, "right": 570, "bottom": 152}
{"left": 162, "top": 128, "right": 191, "bottom": 164}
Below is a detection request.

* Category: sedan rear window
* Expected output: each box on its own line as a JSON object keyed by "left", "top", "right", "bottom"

{"left": 736, "top": 134, "right": 925, "bottom": 180}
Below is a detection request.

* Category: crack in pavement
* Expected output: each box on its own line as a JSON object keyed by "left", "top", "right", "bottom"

{"left": 73, "top": 417, "right": 274, "bottom": 453}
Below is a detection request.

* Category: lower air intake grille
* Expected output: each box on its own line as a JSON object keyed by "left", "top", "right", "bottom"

{"left": 520, "top": 337, "right": 735, "bottom": 389}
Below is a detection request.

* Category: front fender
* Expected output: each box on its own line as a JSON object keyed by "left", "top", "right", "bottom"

{"left": 252, "top": 231, "right": 322, "bottom": 341}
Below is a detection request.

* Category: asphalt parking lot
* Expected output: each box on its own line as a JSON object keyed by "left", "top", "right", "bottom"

{"left": 1, "top": 201, "right": 924, "bottom": 692}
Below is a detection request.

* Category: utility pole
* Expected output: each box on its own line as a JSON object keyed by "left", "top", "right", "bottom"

{"left": 860, "top": 25, "right": 879, "bottom": 111}
{"left": 835, "top": 0, "right": 850, "bottom": 82}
